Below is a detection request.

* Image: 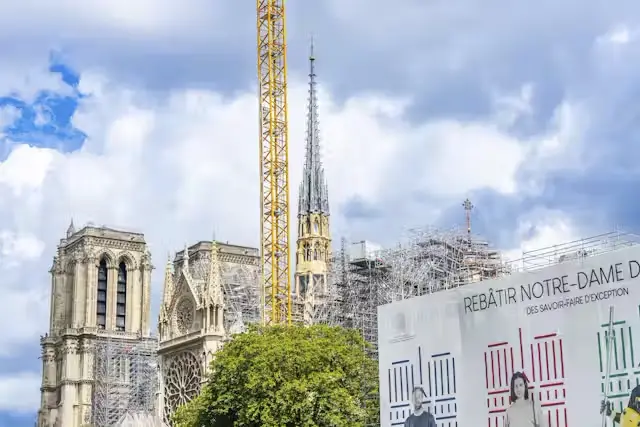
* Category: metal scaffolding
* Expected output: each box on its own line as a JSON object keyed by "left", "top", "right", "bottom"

{"left": 328, "top": 227, "right": 640, "bottom": 358}
{"left": 91, "top": 335, "right": 159, "bottom": 427}
{"left": 330, "top": 226, "right": 509, "bottom": 357}
{"left": 507, "top": 229, "right": 640, "bottom": 272}
{"left": 182, "top": 241, "right": 261, "bottom": 334}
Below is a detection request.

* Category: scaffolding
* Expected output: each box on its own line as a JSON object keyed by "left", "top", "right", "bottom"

{"left": 330, "top": 226, "right": 509, "bottom": 357}
{"left": 507, "top": 229, "right": 640, "bottom": 272}
{"left": 91, "top": 334, "right": 159, "bottom": 427}
{"left": 329, "top": 227, "right": 640, "bottom": 358}
{"left": 184, "top": 241, "right": 261, "bottom": 334}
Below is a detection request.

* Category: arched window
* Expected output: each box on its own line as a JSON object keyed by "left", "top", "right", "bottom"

{"left": 116, "top": 262, "right": 127, "bottom": 331}
{"left": 97, "top": 259, "right": 108, "bottom": 329}
{"left": 313, "top": 219, "right": 319, "bottom": 234}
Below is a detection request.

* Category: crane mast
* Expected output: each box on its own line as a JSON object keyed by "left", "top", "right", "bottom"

{"left": 257, "top": 0, "right": 292, "bottom": 325}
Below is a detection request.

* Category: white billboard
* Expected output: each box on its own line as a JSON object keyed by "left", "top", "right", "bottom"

{"left": 378, "top": 245, "right": 640, "bottom": 427}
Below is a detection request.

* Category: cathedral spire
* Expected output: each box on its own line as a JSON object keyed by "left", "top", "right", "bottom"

{"left": 298, "top": 37, "right": 330, "bottom": 216}
{"left": 66, "top": 218, "right": 76, "bottom": 238}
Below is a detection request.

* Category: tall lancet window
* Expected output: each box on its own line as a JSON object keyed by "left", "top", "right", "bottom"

{"left": 97, "top": 259, "right": 108, "bottom": 329}
{"left": 116, "top": 262, "right": 127, "bottom": 331}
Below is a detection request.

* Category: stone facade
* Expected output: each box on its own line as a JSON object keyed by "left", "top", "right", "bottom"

{"left": 37, "top": 223, "right": 153, "bottom": 427}
{"left": 157, "top": 240, "right": 260, "bottom": 424}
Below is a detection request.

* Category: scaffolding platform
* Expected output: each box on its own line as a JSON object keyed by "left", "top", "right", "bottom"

{"left": 91, "top": 334, "right": 159, "bottom": 427}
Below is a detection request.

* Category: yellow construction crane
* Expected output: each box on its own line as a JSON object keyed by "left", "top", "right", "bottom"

{"left": 257, "top": 0, "right": 292, "bottom": 325}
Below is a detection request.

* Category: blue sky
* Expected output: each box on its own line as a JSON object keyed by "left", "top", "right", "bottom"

{"left": 0, "top": 58, "right": 83, "bottom": 160}
{"left": 0, "top": 0, "right": 639, "bottom": 425}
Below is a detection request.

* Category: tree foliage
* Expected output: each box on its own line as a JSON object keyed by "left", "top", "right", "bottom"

{"left": 172, "top": 324, "right": 380, "bottom": 427}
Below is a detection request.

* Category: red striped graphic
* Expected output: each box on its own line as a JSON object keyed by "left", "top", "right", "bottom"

{"left": 484, "top": 329, "right": 568, "bottom": 427}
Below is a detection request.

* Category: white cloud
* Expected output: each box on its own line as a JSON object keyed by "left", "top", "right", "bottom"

{"left": 418, "top": 121, "right": 526, "bottom": 196}
{"left": 0, "top": 57, "right": 589, "bottom": 417}
{"left": 0, "top": 371, "right": 42, "bottom": 413}
{"left": 0, "top": 0, "right": 634, "bottom": 419}
{"left": 492, "top": 83, "right": 534, "bottom": 127}
{"left": 0, "top": 145, "right": 58, "bottom": 197}
{"left": 0, "top": 231, "right": 45, "bottom": 266}
{"left": 0, "top": 60, "right": 74, "bottom": 104}
{"left": 0, "top": 105, "right": 20, "bottom": 129}
{"left": 502, "top": 210, "right": 582, "bottom": 266}
{"left": 0, "top": 287, "right": 48, "bottom": 357}
{"left": 597, "top": 24, "right": 636, "bottom": 46}
{"left": 0, "top": 71, "right": 551, "bottom": 354}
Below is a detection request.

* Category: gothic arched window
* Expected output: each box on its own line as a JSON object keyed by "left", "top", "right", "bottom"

{"left": 304, "top": 243, "right": 311, "bottom": 261}
{"left": 313, "top": 219, "right": 319, "bottom": 234}
{"left": 116, "top": 262, "right": 127, "bottom": 331}
{"left": 97, "top": 259, "right": 108, "bottom": 329}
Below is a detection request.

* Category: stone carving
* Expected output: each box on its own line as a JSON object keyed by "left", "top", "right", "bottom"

{"left": 116, "top": 251, "right": 138, "bottom": 269}
{"left": 63, "top": 339, "right": 79, "bottom": 354}
{"left": 163, "top": 351, "right": 201, "bottom": 422}
{"left": 175, "top": 298, "right": 195, "bottom": 334}
{"left": 78, "top": 340, "right": 95, "bottom": 353}
{"left": 86, "top": 237, "right": 145, "bottom": 253}
{"left": 93, "top": 248, "right": 117, "bottom": 267}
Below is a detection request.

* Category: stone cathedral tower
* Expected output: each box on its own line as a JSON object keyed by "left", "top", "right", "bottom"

{"left": 37, "top": 223, "right": 154, "bottom": 427}
{"left": 294, "top": 41, "right": 332, "bottom": 325}
{"left": 157, "top": 240, "right": 260, "bottom": 424}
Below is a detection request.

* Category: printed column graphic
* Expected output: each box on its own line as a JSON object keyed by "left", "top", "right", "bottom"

{"left": 484, "top": 328, "right": 568, "bottom": 427}
{"left": 597, "top": 306, "right": 640, "bottom": 412}
{"left": 387, "top": 346, "right": 458, "bottom": 427}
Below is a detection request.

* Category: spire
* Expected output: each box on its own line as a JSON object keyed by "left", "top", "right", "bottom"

{"left": 66, "top": 218, "right": 76, "bottom": 238}
{"left": 160, "top": 253, "right": 174, "bottom": 319}
{"left": 208, "top": 240, "right": 224, "bottom": 307}
{"left": 182, "top": 243, "right": 189, "bottom": 270}
{"left": 298, "top": 36, "right": 330, "bottom": 216}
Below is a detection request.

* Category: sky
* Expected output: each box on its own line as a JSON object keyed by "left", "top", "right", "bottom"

{"left": 0, "top": 0, "right": 639, "bottom": 425}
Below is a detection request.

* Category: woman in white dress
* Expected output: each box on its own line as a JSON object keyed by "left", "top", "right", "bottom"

{"left": 505, "top": 372, "right": 546, "bottom": 427}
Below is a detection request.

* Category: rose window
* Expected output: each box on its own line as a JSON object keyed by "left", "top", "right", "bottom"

{"left": 175, "top": 298, "right": 195, "bottom": 334}
{"left": 163, "top": 351, "right": 201, "bottom": 421}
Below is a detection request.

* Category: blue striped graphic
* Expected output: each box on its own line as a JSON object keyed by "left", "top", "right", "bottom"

{"left": 387, "top": 347, "right": 458, "bottom": 427}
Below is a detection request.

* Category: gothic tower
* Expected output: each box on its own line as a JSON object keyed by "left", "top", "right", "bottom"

{"left": 37, "top": 223, "right": 154, "bottom": 427}
{"left": 157, "top": 240, "right": 260, "bottom": 424}
{"left": 294, "top": 40, "right": 332, "bottom": 325}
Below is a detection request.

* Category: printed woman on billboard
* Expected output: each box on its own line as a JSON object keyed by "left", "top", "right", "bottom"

{"left": 505, "top": 372, "right": 546, "bottom": 427}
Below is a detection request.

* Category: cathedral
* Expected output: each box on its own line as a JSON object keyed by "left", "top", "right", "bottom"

{"left": 36, "top": 45, "right": 332, "bottom": 427}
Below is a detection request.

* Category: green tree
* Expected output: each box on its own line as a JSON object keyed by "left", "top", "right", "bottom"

{"left": 172, "top": 324, "right": 379, "bottom": 427}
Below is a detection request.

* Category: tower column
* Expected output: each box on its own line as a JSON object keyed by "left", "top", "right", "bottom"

{"left": 78, "top": 339, "right": 94, "bottom": 425}
{"left": 142, "top": 263, "right": 152, "bottom": 334}
{"left": 71, "top": 261, "right": 84, "bottom": 328}
{"left": 84, "top": 257, "right": 97, "bottom": 329}
{"left": 60, "top": 338, "right": 79, "bottom": 426}
{"left": 124, "top": 264, "right": 135, "bottom": 333}
{"left": 106, "top": 265, "right": 118, "bottom": 331}
{"left": 50, "top": 268, "right": 65, "bottom": 334}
